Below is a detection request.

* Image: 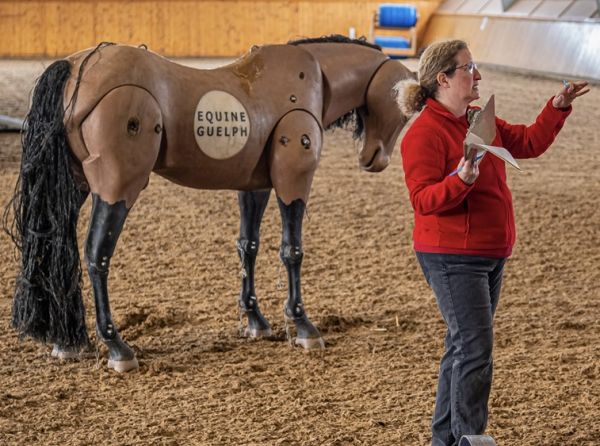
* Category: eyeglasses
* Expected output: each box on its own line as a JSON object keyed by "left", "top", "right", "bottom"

{"left": 448, "top": 61, "right": 478, "bottom": 75}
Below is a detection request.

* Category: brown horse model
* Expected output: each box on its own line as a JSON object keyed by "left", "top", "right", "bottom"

{"left": 5, "top": 36, "right": 412, "bottom": 372}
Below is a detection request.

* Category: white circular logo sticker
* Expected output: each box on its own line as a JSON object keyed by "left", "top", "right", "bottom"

{"left": 194, "top": 91, "right": 250, "bottom": 159}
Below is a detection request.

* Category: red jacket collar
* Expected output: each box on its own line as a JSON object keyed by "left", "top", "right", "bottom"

{"left": 425, "top": 97, "right": 472, "bottom": 126}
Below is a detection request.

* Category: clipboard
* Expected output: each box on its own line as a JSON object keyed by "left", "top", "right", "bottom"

{"left": 464, "top": 95, "right": 520, "bottom": 171}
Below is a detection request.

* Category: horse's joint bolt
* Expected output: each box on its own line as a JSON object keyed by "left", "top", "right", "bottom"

{"left": 238, "top": 239, "right": 259, "bottom": 254}
{"left": 290, "top": 95, "right": 297, "bottom": 103}
{"left": 295, "top": 306, "right": 302, "bottom": 315}
{"left": 102, "top": 256, "right": 107, "bottom": 261}
{"left": 299, "top": 72, "right": 305, "bottom": 79}
{"left": 279, "top": 136, "right": 289, "bottom": 146}
{"left": 301, "top": 134, "right": 311, "bottom": 149}
{"left": 127, "top": 117, "right": 140, "bottom": 136}
{"left": 154, "top": 124, "right": 162, "bottom": 134}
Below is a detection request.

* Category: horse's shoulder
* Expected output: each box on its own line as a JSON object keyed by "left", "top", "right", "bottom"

{"left": 222, "top": 44, "right": 324, "bottom": 123}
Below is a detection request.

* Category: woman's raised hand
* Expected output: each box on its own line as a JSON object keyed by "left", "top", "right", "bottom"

{"left": 553, "top": 80, "right": 590, "bottom": 109}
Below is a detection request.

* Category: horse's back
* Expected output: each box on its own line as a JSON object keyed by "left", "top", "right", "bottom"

{"left": 64, "top": 45, "right": 176, "bottom": 122}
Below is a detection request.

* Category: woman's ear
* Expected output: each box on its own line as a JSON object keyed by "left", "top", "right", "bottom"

{"left": 436, "top": 72, "right": 448, "bottom": 88}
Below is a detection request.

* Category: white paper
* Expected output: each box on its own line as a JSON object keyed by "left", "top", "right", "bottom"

{"left": 467, "top": 143, "right": 520, "bottom": 170}
{"left": 464, "top": 95, "right": 521, "bottom": 171}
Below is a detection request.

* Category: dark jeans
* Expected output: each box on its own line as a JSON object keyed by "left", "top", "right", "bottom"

{"left": 416, "top": 252, "right": 506, "bottom": 446}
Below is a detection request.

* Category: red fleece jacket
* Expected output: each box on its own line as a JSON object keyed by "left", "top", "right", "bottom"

{"left": 401, "top": 97, "right": 571, "bottom": 258}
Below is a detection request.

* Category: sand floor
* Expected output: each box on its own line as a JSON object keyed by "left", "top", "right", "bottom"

{"left": 0, "top": 57, "right": 598, "bottom": 445}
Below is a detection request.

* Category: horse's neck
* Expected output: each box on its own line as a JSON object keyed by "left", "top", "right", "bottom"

{"left": 298, "top": 43, "right": 389, "bottom": 126}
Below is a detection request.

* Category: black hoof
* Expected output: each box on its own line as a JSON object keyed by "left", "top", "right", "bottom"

{"left": 240, "top": 298, "right": 272, "bottom": 338}
{"left": 97, "top": 330, "right": 135, "bottom": 360}
{"left": 284, "top": 306, "right": 325, "bottom": 349}
{"left": 244, "top": 310, "right": 272, "bottom": 338}
{"left": 103, "top": 337, "right": 138, "bottom": 373}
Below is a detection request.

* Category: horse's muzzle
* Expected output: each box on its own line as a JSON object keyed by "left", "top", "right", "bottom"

{"left": 359, "top": 146, "right": 390, "bottom": 172}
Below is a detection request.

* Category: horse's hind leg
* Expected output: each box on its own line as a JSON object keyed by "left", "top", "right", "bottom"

{"left": 270, "top": 110, "right": 324, "bottom": 349}
{"left": 79, "top": 85, "right": 162, "bottom": 372}
{"left": 237, "top": 190, "right": 272, "bottom": 337}
{"left": 86, "top": 195, "right": 136, "bottom": 372}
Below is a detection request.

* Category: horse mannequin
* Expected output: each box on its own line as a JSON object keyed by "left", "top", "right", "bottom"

{"left": 6, "top": 36, "right": 412, "bottom": 372}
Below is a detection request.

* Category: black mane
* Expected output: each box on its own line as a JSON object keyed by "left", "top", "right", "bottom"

{"left": 324, "top": 108, "right": 365, "bottom": 141}
{"left": 288, "top": 34, "right": 382, "bottom": 52}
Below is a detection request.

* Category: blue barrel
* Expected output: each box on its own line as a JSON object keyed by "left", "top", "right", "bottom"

{"left": 379, "top": 4, "right": 418, "bottom": 28}
{"left": 374, "top": 36, "right": 410, "bottom": 49}
{"left": 374, "top": 36, "right": 411, "bottom": 59}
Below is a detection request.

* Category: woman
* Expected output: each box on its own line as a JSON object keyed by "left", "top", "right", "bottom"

{"left": 396, "top": 40, "right": 589, "bottom": 445}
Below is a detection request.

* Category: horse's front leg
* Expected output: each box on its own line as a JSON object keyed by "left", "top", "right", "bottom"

{"left": 237, "top": 190, "right": 272, "bottom": 337}
{"left": 278, "top": 197, "right": 324, "bottom": 348}
{"left": 270, "top": 110, "right": 324, "bottom": 349}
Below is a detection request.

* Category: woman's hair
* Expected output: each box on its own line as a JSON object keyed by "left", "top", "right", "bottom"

{"left": 395, "top": 39, "right": 468, "bottom": 116}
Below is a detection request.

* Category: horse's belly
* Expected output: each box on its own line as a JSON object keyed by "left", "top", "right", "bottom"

{"left": 153, "top": 143, "right": 272, "bottom": 191}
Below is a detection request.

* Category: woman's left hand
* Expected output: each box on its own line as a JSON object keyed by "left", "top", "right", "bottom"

{"left": 553, "top": 80, "right": 590, "bottom": 109}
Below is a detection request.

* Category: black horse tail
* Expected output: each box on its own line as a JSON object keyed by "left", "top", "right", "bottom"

{"left": 3, "top": 59, "right": 89, "bottom": 349}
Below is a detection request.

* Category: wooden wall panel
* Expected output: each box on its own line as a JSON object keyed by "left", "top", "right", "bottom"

{"left": 297, "top": 1, "right": 367, "bottom": 39}
{"left": 0, "top": 0, "right": 442, "bottom": 58}
{"left": 423, "top": 14, "right": 600, "bottom": 80}
{"left": 50, "top": 2, "right": 96, "bottom": 55}
{"left": 4, "top": 2, "right": 44, "bottom": 57}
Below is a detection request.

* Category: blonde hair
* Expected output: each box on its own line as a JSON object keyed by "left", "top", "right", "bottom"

{"left": 395, "top": 39, "right": 468, "bottom": 116}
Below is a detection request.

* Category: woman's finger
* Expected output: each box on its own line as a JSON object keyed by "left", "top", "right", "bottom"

{"left": 467, "top": 149, "right": 479, "bottom": 163}
{"left": 463, "top": 158, "right": 471, "bottom": 172}
{"left": 575, "top": 88, "right": 591, "bottom": 97}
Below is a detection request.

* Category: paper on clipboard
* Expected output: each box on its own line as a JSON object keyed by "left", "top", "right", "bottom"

{"left": 465, "top": 95, "right": 521, "bottom": 171}
{"left": 465, "top": 133, "right": 521, "bottom": 171}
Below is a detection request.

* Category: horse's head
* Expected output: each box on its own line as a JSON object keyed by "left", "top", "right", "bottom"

{"left": 292, "top": 37, "right": 414, "bottom": 172}
{"left": 357, "top": 60, "right": 413, "bottom": 172}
